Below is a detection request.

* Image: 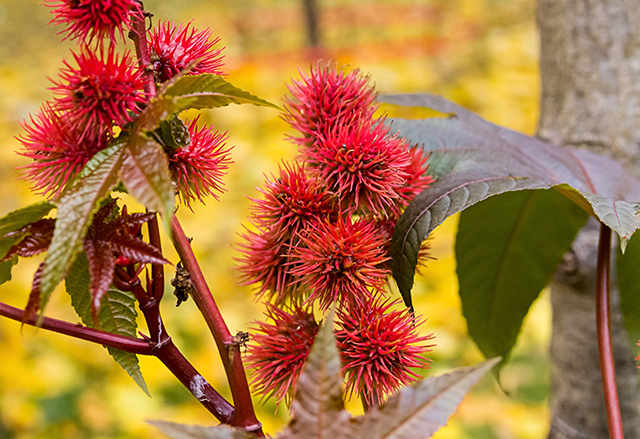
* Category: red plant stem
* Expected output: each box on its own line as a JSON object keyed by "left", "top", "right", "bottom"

{"left": 114, "top": 267, "right": 235, "bottom": 423}
{"left": 147, "top": 213, "right": 165, "bottom": 301}
{"left": 0, "top": 302, "right": 152, "bottom": 355}
{"left": 596, "top": 223, "right": 624, "bottom": 439}
{"left": 171, "top": 216, "right": 263, "bottom": 436}
{"left": 130, "top": 1, "right": 156, "bottom": 97}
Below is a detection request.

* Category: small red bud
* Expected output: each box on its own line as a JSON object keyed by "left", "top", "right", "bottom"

{"left": 115, "top": 255, "right": 132, "bottom": 266}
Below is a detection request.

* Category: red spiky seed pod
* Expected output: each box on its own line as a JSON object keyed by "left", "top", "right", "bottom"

{"left": 249, "top": 162, "right": 336, "bottom": 242}
{"left": 148, "top": 21, "right": 225, "bottom": 83}
{"left": 51, "top": 45, "right": 147, "bottom": 138}
{"left": 287, "top": 216, "right": 390, "bottom": 310}
{"left": 283, "top": 64, "right": 378, "bottom": 148}
{"left": 168, "top": 117, "right": 233, "bottom": 209}
{"left": 17, "top": 105, "right": 109, "bottom": 197}
{"left": 336, "top": 298, "right": 435, "bottom": 406}
{"left": 245, "top": 303, "right": 320, "bottom": 406}
{"left": 306, "top": 121, "right": 412, "bottom": 217}
{"left": 46, "top": 0, "right": 142, "bottom": 44}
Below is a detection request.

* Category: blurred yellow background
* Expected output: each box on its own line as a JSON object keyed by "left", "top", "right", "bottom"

{"left": 0, "top": 0, "right": 548, "bottom": 438}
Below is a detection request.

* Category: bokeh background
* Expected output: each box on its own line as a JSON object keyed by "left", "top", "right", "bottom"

{"left": 0, "top": 0, "right": 549, "bottom": 438}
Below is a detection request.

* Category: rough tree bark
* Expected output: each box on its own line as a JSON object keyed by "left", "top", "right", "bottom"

{"left": 537, "top": 1, "right": 640, "bottom": 438}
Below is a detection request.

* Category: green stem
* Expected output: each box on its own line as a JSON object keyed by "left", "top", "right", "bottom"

{"left": 595, "top": 223, "right": 624, "bottom": 439}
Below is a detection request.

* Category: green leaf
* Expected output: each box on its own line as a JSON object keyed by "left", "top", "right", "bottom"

{"left": 0, "top": 201, "right": 55, "bottom": 238}
{"left": 383, "top": 94, "right": 640, "bottom": 310}
{"left": 455, "top": 189, "right": 588, "bottom": 368}
{"left": 66, "top": 253, "right": 149, "bottom": 396}
{"left": 148, "top": 420, "right": 253, "bottom": 439}
{"left": 348, "top": 358, "right": 500, "bottom": 439}
{"left": 619, "top": 233, "right": 640, "bottom": 345}
{"left": 121, "top": 135, "right": 174, "bottom": 232}
{"left": 40, "top": 143, "right": 125, "bottom": 316}
{"left": 136, "top": 74, "right": 280, "bottom": 133}
{"left": 0, "top": 257, "right": 18, "bottom": 285}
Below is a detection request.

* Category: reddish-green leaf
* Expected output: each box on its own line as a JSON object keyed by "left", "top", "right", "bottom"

{"left": 348, "top": 359, "right": 499, "bottom": 438}
{"left": 0, "top": 201, "right": 56, "bottom": 284}
{"left": 0, "top": 201, "right": 55, "bottom": 238}
{"left": 136, "top": 74, "right": 280, "bottom": 133}
{"left": 121, "top": 136, "right": 174, "bottom": 232}
{"left": 39, "top": 142, "right": 125, "bottom": 313}
{"left": 382, "top": 94, "right": 640, "bottom": 309}
{"left": 279, "top": 309, "right": 349, "bottom": 439}
{"left": 1, "top": 219, "right": 56, "bottom": 262}
{"left": 83, "top": 238, "right": 116, "bottom": 325}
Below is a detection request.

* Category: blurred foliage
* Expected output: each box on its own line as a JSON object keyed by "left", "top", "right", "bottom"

{"left": 0, "top": 0, "right": 545, "bottom": 438}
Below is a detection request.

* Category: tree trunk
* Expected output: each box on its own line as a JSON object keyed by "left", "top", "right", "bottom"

{"left": 537, "top": 1, "right": 640, "bottom": 438}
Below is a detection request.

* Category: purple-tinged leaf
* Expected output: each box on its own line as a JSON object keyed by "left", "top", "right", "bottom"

{"left": 278, "top": 309, "right": 350, "bottom": 439}
{"left": 23, "top": 262, "right": 45, "bottom": 324}
{"left": 121, "top": 136, "right": 174, "bottom": 233}
{"left": 0, "top": 201, "right": 55, "bottom": 238}
{"left": 148, "top": 420, "right": 253, "bottom": 439}
{"left": 108, "top": 235, "right": 168, "bottom": 265}
{"left": 40, "top": 142, "right": 125, "bottom": 314}
{"left": 348, "top": 358, "right": 500, "bottom": 439}
{"left": 0, "top": 202, "right": 56, "bottom": 283}
{"left": 65, "top": 253, "right": 149, "bottom": 395}
{"left": 381, "top": 94, "right": 640, "bottom": 308}
{"left": 83, "top": 238, "right": 116, "bottom": 325}
{"left": 136, "top": 74, "right": 279, "bottom": 133}
{"left": 1, "top": 219, "right": 56, "bottom": 262}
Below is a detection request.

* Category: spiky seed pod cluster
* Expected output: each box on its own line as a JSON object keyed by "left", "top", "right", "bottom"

{"left": 20, "top": 5, "right": 230, "bottom": 207}
{"left": 242, "top": 64, "right": 435, "bottom": 408}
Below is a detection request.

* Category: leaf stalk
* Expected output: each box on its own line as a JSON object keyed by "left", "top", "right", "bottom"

{"left": 596, "top": 223, "right": 624, "bottom": 439}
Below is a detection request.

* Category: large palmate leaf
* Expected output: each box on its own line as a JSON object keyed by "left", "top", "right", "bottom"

{"left": 455, "top": 190, "right": 588, "bottom": 367}
{"left": 66, "top": 253, "right": 149, "bottom": 395}
{"left": 0, "top": 201, "right": 56, "bottom": 285}
{"left": 136, "top": 74, "right": 279, "bottom": 133}
{"left": 618, "top": 233, "right": 640, "bottom": 345}
{"left": 39, "top": 143, "right": 125, "bottom": 312}
{"left": 382, "top": 94, "right": 640, "bottom": 311}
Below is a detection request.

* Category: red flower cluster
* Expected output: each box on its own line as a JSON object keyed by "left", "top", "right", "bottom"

{"left": 241, "top": 64, "right": 435, "bottom": 408}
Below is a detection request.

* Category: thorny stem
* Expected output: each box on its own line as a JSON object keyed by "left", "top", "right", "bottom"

{"left": 171, "top": 216, "right": 263, "bottom": 435}
{"left": 0, "top": 302, "right": 153, "bottom": 354}
{"left": 595, "top": 223, "right": 624, "bottom": 439}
